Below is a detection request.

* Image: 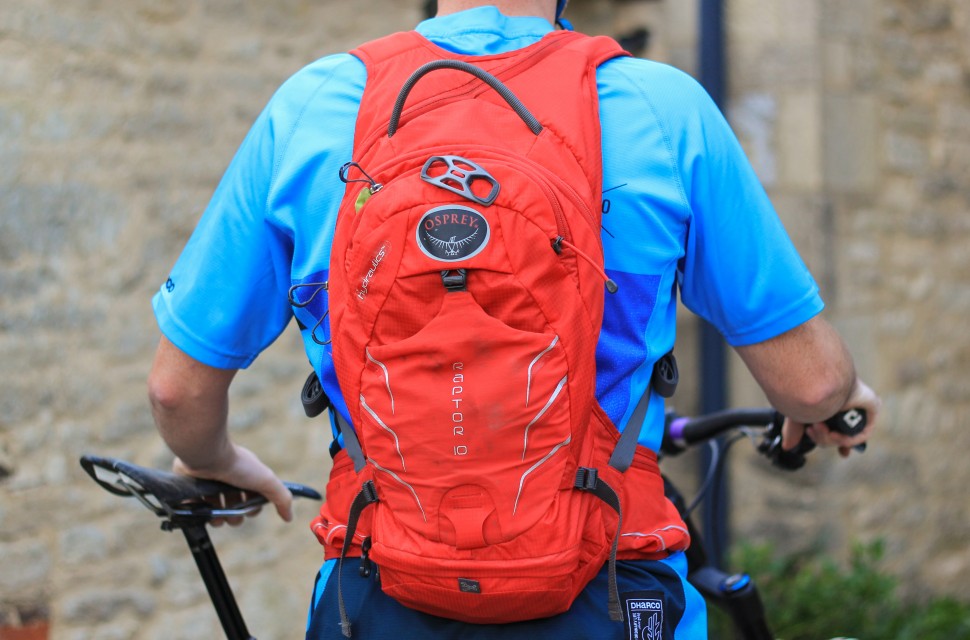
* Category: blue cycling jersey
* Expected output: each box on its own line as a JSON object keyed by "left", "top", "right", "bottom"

{"left": 153, "top": 6, "right": 822, "bottom": 451}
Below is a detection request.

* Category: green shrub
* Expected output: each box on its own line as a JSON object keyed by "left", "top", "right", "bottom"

{"left": 707, "top": 540, "right": 970, "bottom": 639}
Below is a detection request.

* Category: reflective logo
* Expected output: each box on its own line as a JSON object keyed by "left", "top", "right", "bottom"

{"left": 416, "top": 205, "right": 489, "bottom": 262}
{"left": 356, "top": 241, "right": 391, "bottom": 301}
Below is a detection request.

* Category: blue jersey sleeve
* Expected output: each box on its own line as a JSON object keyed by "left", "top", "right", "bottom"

{"left": 656, "top": 66, "right": 823, "bottom": 345}
{"left": 595, "top": 58, "right": 823, "bottom": 447}
{"left": 152, "top": 54, "right": 364, "bottom": 369}
{"left": 152, "top": 107, "right": 289, "bottom": 369}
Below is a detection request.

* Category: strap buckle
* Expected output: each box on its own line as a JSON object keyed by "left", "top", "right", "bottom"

{"left": 574, "top": 467, "right": 599, "bottom": 491}
{"left": 441, "top": 269, "right": 467, "bottom": 292}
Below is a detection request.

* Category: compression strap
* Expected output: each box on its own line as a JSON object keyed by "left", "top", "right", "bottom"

{"left": 337, "top": 481, "right": 379, "bottom": 638}
{"left": 574, "top": 467, "right": 623, "bottom": 622}
{"left": 608, "top": 389, "right": 650, "bottom": 473}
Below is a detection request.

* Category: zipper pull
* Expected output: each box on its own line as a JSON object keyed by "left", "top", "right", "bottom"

{"left": 553, "top": 236, "right": 618, "bottom": 294}
{"left": 339, "top": 162, "right": 384, "bottom": 194}
{"left": 340, "top": 162, "right": 384, "bottom": 213}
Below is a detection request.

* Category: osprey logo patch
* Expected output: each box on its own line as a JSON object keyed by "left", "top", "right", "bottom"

{"left": 417, "top": 205, "right": 489, "bottom": 262}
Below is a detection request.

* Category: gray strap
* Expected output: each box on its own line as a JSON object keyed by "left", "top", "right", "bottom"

{"left": 337, "top": 480, "right": 379, "bottom": 637}
{"left": 335, "top": 412, "right": 366, "bottom": 473}
{"left": 608, "top": 388, "right": 651, "bottom": 473}
{"left": 575, "top": 468, "right": 624, "bottom": 622}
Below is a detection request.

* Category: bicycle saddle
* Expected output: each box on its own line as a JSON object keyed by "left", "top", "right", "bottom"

{"left": 80, "top": 454, "right": 321, "bottom": 521}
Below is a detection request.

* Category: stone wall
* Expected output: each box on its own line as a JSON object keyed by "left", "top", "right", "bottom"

{"left": 1, "top": 1, "right": 968, "bottom": 638}
{"left": 0, "top": 2, "right": 420, "bottom": 638}
{"left": 718, "top": 0, "right": 970, "bottom": 601}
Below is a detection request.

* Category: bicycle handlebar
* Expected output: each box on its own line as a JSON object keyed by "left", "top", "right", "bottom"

{"left": 663, "top": 408, "right": 869, "bottom": 471}
{"left": 666, "top": 408, "right": 778, "bottom": 446}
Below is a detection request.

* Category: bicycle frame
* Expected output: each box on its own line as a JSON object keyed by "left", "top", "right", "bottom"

{"left": 664, "top": 466, "right": 773, "bottom": 640}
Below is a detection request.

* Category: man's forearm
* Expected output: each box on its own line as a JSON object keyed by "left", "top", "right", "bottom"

{"left": 150, "top": 385, "right": 234, "bottom": 471}
{"left": 148, "top": 336, "right": 238, "bottom": 472}
{"left": 147, "top": 336, "right": 293, "bottom": 520}
{"left": 736, "top": 316, "right": 857, "bottom": 424}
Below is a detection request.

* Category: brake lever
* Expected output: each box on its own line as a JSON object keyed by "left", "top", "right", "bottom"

{"left": 757, "top": 411, "right": 813, "bottom": 471}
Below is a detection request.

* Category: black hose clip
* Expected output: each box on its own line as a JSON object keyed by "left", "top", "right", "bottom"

{"left": 651, "top": 351, "right": 679, "bottom": 398}
{"left": 441, "top": 269, "right": 468, "bottom": 292}
{"left": 301, "top": 370, "right": 331, "bottom": 418}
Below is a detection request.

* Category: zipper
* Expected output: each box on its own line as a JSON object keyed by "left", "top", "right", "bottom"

{"left": 347, "top": 144, "right": 599, "bottom": 234}
{"left": 341, "top": 146, "right": 613, "bottom": 290}
{"left": 553, "top": 236, "right": 618, "bottom": 293}
{"left": 483, "top": 153, "right": 616, "bottom": 293}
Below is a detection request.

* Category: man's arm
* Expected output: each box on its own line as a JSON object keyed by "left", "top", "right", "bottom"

{"left": 147, "top": 335, "right": 293, "bottom": 521}
{"left": 735, "top": 315, "right": 880, "bottom": 456}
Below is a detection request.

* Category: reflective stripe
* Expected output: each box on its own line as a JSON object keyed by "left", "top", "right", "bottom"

{"left": 366, "top": 348, "right": 395, "bottom": 415}
{"left": 368, "top": 457, "right": 427, "bottom": 521}
{"left": 360, "top": 394, "right": 406, "bottom": 472}
{"left": 525, "top": 335, "right": 559, "bottom": 407}
{"left": 325, "top": 524, "right": 346, "bottom": 545}
{"left": 620, "top": 525, "right": 690, "bottom": 551}
{"left": 513, "top": 435, "right": 571, "bottom": 516}
{"left": 522, "top": 375, "right": 568, "bottom": 460}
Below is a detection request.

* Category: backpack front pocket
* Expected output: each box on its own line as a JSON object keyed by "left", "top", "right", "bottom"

{"left": 359, "top": 291, "right": 570, "bottom": 546}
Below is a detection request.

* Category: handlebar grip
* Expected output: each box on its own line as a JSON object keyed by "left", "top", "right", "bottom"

{"left": 825, "top": 408, "right": 868, "bottom": 453}
{"left": 824, "top": 408, "right": 867, "bottom": 437}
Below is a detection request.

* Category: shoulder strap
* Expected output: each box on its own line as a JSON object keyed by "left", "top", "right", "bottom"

{"left": 335, "top": 411, "right": 366, "bottom": 473}
{"left": 608, "top": 389, "right": 651, "bottom": 473}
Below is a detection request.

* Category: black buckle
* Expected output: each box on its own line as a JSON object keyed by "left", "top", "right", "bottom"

{"left": 359, "top": 537, "right": 373, "bottom": 578}
{"left": 361, "top": 480, "right": 379, "bottom": 504}
{"left": 574, "top": 467, "right": 599, "bottom": 491}
{"left": 441, "top": 269, "right": 467, "bottom": 292}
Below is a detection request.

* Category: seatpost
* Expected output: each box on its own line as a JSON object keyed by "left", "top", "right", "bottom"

{"left": 178, "top": 523, "right": 256, "bottom": 640}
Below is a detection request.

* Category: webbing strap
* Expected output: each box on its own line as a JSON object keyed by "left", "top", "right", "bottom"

{"left": 335, "top": 412, "right": 366, "bottom": 473}
{"left": 575, "top": 468, "right": 624, "bottom": 622}
{"left": 609, "top": 353, "right": 679, "bottom": 471}
{"left": 337, "top": 481, "right": 379, "bottom": 638}
{"left": 608, "top": 388, "right": 651, "bottom": 473}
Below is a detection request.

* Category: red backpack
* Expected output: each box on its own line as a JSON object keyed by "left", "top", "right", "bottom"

{"left": 311, "top": 30, "right": 688, "bottom": 635}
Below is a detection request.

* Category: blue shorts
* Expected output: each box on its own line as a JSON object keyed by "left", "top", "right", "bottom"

{"left": 306, "top": 553, "right": 707, "bottom": 639}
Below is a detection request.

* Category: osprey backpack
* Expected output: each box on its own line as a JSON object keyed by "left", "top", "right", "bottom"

{"left": 306, "top": 30, "right": 687, "bottom": 635}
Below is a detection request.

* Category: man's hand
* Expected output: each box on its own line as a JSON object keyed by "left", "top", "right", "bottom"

{"left": 782, "top": 378, "right": 881, "bottom": 457}
{"left": 173, "top": 443, "right": 294, "bottom": 526}
{"left": 149, "top": 336, "right": 294, "bottom": 525}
